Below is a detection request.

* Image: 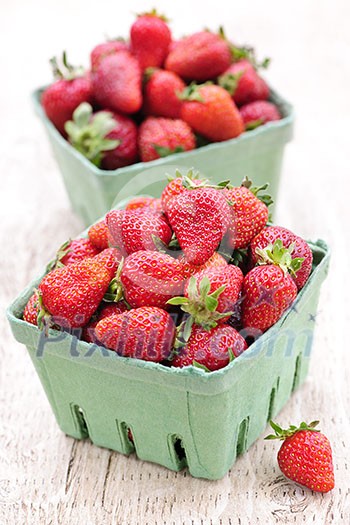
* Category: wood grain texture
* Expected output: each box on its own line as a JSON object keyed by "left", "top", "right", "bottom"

{"left": 1, "top": 1, "right": 349, "bottom": 524}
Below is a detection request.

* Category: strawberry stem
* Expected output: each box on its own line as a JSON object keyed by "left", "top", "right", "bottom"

{"left": 265, "top": 420, "right": 321, "bottom": 440}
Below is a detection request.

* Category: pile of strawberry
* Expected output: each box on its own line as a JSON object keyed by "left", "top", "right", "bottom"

{"left": 41, "top": 11, "right": 281, "bottom": 170}
{"left": 23, "top": 171, "right": 313, "bottom": 372}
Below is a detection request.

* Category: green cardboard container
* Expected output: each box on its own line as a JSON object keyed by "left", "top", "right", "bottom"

{"left": 7, "top": 237, "right": 329, "bottom": 480}
{"left": 33, "top": 87, "right": 294, "bottom": 226}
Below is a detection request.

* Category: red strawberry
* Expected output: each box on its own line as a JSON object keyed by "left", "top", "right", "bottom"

{"left": 178, "top": 252, "right": 227, "bottom": 280}
{"left": 143, "top": 68, "right": 186, "bottom": 119}
{"left": 60, "top": 238, "right": 100, "bottom": 266}
{"left": 138, "top": 117, "right": 195, "bottom": 162}
{"left": 218, "top": 59, "right": 269, "bottom": 106}
{"left": 90, "top": 40, "right": 129, "bottom": 72}
{"left": 242, "top": 244, "right": 299, "bottom": 333}
{"left": 171, "top": 324, "right": 247, "bottom": 371}
{"left": 265, "top": 421, "right": 335, "bottom": 493}
{"left": 130, "top": 10, "right": 172, "bottom": 70}
{"left": 249, "top": 226, "right": 312, "bottom": 289}
{"left": 82, "top": 301, "right": 127, "bottom": 343}
{"left": 94, "top": 247, "right": 123, "bottom": 276}
{"left": 95, "top": 306, "right": 175, "bottom": 362}
{"left": 125, "top": 196, "right": 163, "bottom": 215}
{"left": 42, "top": 52, "right": 92, "bottom": 135}
{"left": 65, "top": 102, "right": 138, "bottom": 170}
{"left": 240, "top": 100, "right": 281, "bottom": 130}
{"left": 224, "top": 178, "right": 270, "bottom": 250}
{"left": 121, "top": 251, "right": 184, "bottom": 309}
{"left": 23, "top": 291, "right": 40, "bottom": 326}
{"left": 180, "top": 84, "right": 244, "bottom": 142}
{"left": 165, "top": 31, "right": 231, "bottom": 81}
{"left": 169, "top": 266, "right": 243, "bottom": 328}
{"left": 161, "top": 171, "right": 203, "bottom": 212}
{"left": 38, "top": 257, "right": 114, "bottom": 329}
{"left": 92, "top": 51, "right": 142, "bottom": 114}
{"left": 88, "top": 220, "right": 109, "bottom": 251}
{"left": 106, "top": 209, "right": 172, "bottom": 255}
{"left": 166, "top": 186, "right": 231, "bottom": 265}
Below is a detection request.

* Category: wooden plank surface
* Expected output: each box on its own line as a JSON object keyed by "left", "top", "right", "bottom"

{"left": 1, "top": 1, "right": 349, "bottom": 523}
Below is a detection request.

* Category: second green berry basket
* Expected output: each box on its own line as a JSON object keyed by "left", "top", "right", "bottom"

{"left": 33, "top": 87, "right": 294, "bottom": 226}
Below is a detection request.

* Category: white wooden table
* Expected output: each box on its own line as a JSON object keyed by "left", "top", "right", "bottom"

{"left": 1, "top": 1, "right": 349, "bottom": 523}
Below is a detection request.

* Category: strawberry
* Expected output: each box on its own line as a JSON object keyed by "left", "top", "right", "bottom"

{"left": 82, "top": 301, "right": 127, "bottom": 343}
{"left": 94, "top": 247, "right": 123, "bottom": 276}
{"left": 165, "top": 31, "right": 231, "bottom": 81}
{"left": 65, "top": 103, "right": 138, "bottom": 169}
{"left": 90, "top": 39, "right": 129, "bottom": 72}
{"left": 130, "top": 10, "right": 172, "bottom": 70}
{"left": 249, "top": 226, "right": 313, "bottom": 289}
{"left": 178, "top": 252, "right": 227, "bottom": 280}
{"left": 23, "top": 291, "right": 40, "bottom": 326}
{"left": 240, "top": 100, "right": 281, "bottom": 130}
{"left": 88, "top": 220, "right": 109, "bottom": 251}
{"left": 166, "top": 186, "right": 231, "bottom": 265}
{"left": 120, "top": 251, "right": 184, "bottom": 309}
{"left": 106, "top": 209, "right": 172, "bottom": 255}
{"left": 38, "top": 257, "right": 114, "bottom": 329}
{"left": 180, "top": 84, "right": 244, "bottom": 142}
{"left": 143, "top": 68, "right": 186, "bottom": 119}
{"left": 41, "top": 52, "right": 92, "bottom": 135}
{"left": 95, "top": 306, "right": 175, "bottom": 362}
{"left": 161, "top": 171, "right": 203, "bottom": 212}
{"left": 224, "top": 178, "right": 270, "bottom": 250}
{"left": 138, "top": 117, "right": 195, "bottom": 162}
{"left": 170, "top": 324, "right": 247, "bottom": 371}
{"left": 125, "top": 197, "right": 163, "bottom": 215}
{"left": 92, "top": 51, "right": 142, "bottom": 114}
{"left": 168, "top": 266, "right": 243, "bottom": 329}
{"left": 59, "top": 238, "right": 100, "bottom": 266}
{"left": 265, "top": 421, "right": 335, "bottom": 493}
{"left": 242, "top": 241, "right": 301, "bottom": 332}
{"left": 218, "top": 59, "right": 269, "bottom": 107}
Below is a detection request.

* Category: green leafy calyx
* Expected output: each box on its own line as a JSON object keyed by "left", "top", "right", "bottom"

{"left": 241, "top": 176, "right": 273, "bottom": 207}
{"left": 64, "top": 103, "right": 120, "bottom": 167}
{"left": 255, "top": 239, "right": 304, "bottom": 277}
{"left": 49, "top": 51, "right": 85, "bottom": 81}
{"left": 265, "top": 420, "right": 320, "bottom": 440}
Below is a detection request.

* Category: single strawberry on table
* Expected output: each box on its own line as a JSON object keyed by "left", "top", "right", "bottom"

{"left": 92, "top": 51, "right": 142, "bottom": 114}
{"left": 106, "top": 209, "right": 172, "bottom": 255}
{"left": 224, "top": 177, "right": 271, "bottom": 250}
{"left": 249, "top": 226, "right": 313, "bottom": 289}
{"left": 170, "top": 323, "right": 247, "bottom": 371}
{"left": 120, "top": 250, "right": 185, "bottom": 309}
{"left": 166, "top": 181, "right": 231, "bottom": 265}
{"left": 242, "top": 240, "right": 302, "bottom": 332}
{"left": 240, "top": 100, "right": 281, "bottom": 130}
{"left": 218, "top": 59, "right": 269, "bottom": 107}
{"left": 65, "top": 102, "right": 138, "bottom": 169}
{"left": 165, "top": 30, "right": 232, "bottom": 81}
{"left": 265, "top": 420, "right": 335, "bottom": 493}
{"left": 138, "top": 117, "right": 196, "bottom": 162}
{"left": 41, "top": 52, "right": 92, "bottom": 135}
{"left": 95, "top": 306, "right": 175, "bottom": 362}
{"left": 180, "top": 84, "right": 244, "bottom": 142}
{"left": 143, "top": 68, "right": 186, "bottom": 119}
{"left": 130, "top": 10, "right": 172, "bottom": 70}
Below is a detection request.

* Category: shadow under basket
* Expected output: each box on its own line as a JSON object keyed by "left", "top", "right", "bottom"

{"left": 33, "top": 87, "right": 294, "bottom": 226}
{"left": 7, "top": 240, "right": 329, "bottom": 480}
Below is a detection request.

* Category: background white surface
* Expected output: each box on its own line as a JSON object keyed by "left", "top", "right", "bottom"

{"left": 1, "top": 1, "right": 349, "bottom": 523}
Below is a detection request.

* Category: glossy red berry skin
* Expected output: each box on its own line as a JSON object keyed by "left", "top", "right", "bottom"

{"left": 240, "top": 100, "right": 281, "bottom": 128}
{"left": 60, "top": 238, "right": 99, "bottom": 266}
{"left": 130, "top": 14, "right": 172, "bottom": 70}
{"left": 23, "top": 292, "right": 40, "bottom": 326}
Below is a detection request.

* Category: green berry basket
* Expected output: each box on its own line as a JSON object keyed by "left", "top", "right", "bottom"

{"left": 32, "top": 87, "right": 294, "bottom": 226}
{"left": 7, "top": 235, "right": 329, "bottom": 480}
